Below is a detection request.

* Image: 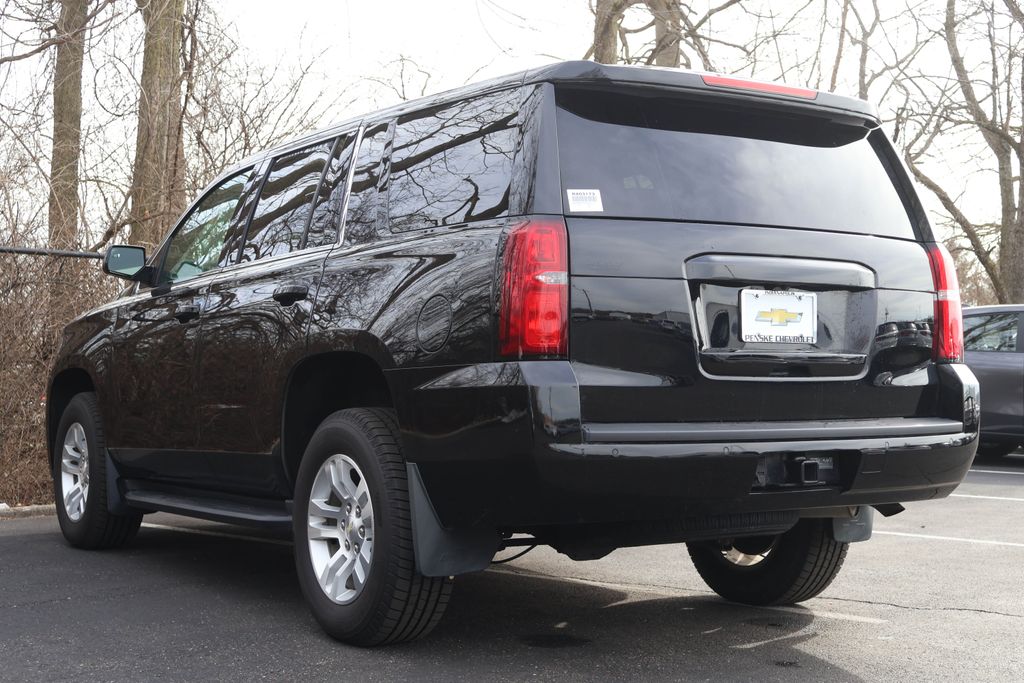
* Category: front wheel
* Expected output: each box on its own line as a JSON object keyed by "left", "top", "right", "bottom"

{"left": 52, "top": 392, "right": 142, "bottom": 549}
{"left": 686, "top": 519, "right": 848, "bottom": 605}
{"left": 293, "top": 408, "right": 452, "bottom": 646}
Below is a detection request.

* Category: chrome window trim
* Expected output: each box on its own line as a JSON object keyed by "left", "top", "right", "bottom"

{"left": 336, "top": 123, "right": 366, "bottom": 248}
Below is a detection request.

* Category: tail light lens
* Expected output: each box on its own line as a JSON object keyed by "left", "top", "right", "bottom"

{"left": 499, "top": 218, "right": 568, "bottom": 358}
{"left": 926, "top": 243, "right": 963, "bottom": 363}
{"left": 700, "top": 74, "right": 817, "bottom": 100}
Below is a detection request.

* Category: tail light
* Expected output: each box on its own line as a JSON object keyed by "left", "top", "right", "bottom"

{"left": 700, "top": 74, "right": 817, "bottom": 100}
{"left": 499, "top": 218, "right": 568, "bottom": 358}
{"left": 926, "top": 243, "right": 963, "bottom": 363}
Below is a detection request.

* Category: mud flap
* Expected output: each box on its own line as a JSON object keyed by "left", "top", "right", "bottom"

{"left": 105, "top": 450, "right": 133, "bottom": 515}
{"left": 832, "top": 506, "right": 874, "bottom": 543}
{"left": 407, "top": 463, "right": 502, "bottom": 577}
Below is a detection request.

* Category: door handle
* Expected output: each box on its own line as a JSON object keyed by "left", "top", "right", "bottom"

{"left": 173, "top": 304, "right": 201, "bottom": 323}
{"left": 273, "top": 283, "right": 309, "bottom": 306}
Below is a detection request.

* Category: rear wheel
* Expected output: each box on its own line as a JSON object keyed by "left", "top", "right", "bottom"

{"left": 687, "top": 519, "right": 848, "bottom": 605}
{"left": 293, "top": 408, "right": 452, "bottom": 646}
{"left": 52, "top": 392, "right": 142, "bottom": 549}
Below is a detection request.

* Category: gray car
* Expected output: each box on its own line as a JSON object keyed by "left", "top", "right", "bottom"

{"left": 964, "top": 305, "right": 1023, "bottom": 456}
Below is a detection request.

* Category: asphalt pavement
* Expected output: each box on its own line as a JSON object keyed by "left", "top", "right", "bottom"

{"left": 1, "top": 454, "right": 1023, "bottom": 682}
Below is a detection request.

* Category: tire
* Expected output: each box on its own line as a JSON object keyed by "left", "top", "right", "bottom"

{"left": 977, "top": 441, "right": 1018, "bottom": 458}
{"left": 52, "top": 392, "right": 142, "bottom": 549}
{"left": 292, "top": 408, "right": 453, "bottom": 646}
{"left": 686, "top": 519, "right": 848, "bottom": 606}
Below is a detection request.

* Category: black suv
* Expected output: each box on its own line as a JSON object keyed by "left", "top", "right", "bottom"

{"left": 48, "top": 62, "right": 979, "bottom": 645}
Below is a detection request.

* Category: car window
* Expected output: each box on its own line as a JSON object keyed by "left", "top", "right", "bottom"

{"left": 555, "top": 86, "right": 916, "bottom": 239}
{"left": 388, "top": 89, "right": 518, "bottom": 233}
{"left": 305, "top": 132, "right": 357, "bottom": 249}
{"left": 240, "top": 139, "right": 336, "bottom": 262}
{"left": 964, "top": 313, "right": 1018, "bottom": 352}
{"left": 342, "top": 122, "right": 390, "bottom": 248}
{"left": 161, "top": 170, "right": 252, "bottom": 284}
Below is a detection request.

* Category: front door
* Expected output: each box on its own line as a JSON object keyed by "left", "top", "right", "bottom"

{"left": 108, "top": 167, "right": 258, "bottom": 486}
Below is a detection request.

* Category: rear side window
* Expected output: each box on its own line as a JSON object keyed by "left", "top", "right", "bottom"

{"left": 555, "top": 87, "right": 916, "bottom": 239}
{"left": 964, "top": 313, "right": 1018, "bottom": 352}
{"left": 343, "top": 122, "right": 389, "bottom": 247}
{"left": 388, "top": 88, "right": 518, "bottom": 232}
{"left": 305, "top": 133, "right": 356, "bottom": 248}
{"left": 241, "top": 139, "right": 335, "bottom": 262}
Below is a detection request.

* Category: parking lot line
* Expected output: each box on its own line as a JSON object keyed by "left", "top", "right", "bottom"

{"left": 968, "top": 468, "right": 1024, "bottom": 476}
{"left": 875, "top": 530, "right": 1024, "bottom": 548}
{"left": 950, "top": 493, "right": 1024, "bottom": 502}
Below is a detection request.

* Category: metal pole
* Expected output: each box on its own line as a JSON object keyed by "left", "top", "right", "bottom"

{"left": 0, "top": 246, "right": 103, "bottom": 259}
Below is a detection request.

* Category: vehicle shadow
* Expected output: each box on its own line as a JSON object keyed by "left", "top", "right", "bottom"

{"left": 418, "top": 569, "right": 860, "bottom": 681}
{"left": 83, "top": 524, "right": 865, "bottom": 682}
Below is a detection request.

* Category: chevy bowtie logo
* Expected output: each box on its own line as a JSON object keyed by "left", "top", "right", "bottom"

{"left": 756, "top": 308, "right": 802, "bottom": 326}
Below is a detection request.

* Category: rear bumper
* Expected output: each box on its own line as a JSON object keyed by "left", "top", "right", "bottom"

{"left": 392, "top": 361, "right": 979, "bottom": 529}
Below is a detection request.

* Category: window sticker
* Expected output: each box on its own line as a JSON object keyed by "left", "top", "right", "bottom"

{"left": 566, "top": 188, "right": 604, "bottom": 212}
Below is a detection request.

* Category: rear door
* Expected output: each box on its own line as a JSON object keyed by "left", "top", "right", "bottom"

{"left": 195, "top": 132, "right": 357, "bottom": 496}
{"left": 554, "top": 85, "right": 940, "bottom": 426}
{"left": 963, "top": 312, "right": 1024, "bottom": 438}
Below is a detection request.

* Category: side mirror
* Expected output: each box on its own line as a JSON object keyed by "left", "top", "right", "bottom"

{"left": 102, "top": 245, "right": 150, "bottom": 282}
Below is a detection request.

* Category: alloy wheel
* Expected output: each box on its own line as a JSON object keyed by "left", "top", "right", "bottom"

{"left": 60, "top": 422, "right": 90, "bottom": 522}
{"left": 307, "top": 454, "right": 375, "bottom": 604}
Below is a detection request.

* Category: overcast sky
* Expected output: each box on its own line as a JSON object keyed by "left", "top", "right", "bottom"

{"left": 211, "top": 0, "right": 979, "bottom": 239}
{"left": 219, "top": 0, "right": 594, "bottom": 107}
{"left": 0, "top": 0, "right": 993, "bottom": 245}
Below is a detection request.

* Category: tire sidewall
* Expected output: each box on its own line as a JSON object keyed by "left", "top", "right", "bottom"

{"left": 52, "top": 394, "right": 103, "bottom": 544}
{"left": 689, "top": 521, "right": 818, "bottom": 605}
{"left": 293, "top": 414, "right": 398, "bottom": 639}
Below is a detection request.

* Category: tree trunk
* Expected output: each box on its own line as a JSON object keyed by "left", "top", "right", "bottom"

{"left": 47, "top": 0, "right": 89, "bottom": 321}
{"left": 48, "top": 0, "right": 88, "bottom": 252}
{"left": 646, "top": 0, "right": 681, "bottom": 67}
{"left": 594, "top": 0, "right": 625, "bottom": 64}
{"left": 128, "top": 0, "right": 186, "bottom": 251}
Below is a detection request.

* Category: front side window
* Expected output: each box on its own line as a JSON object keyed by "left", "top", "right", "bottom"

{"left": 161, "top": 170, "right": 251, "bottom": 284}
{"left": 388, "top": 89, "right": 518, "bottom": 232}
{"left": 964, "top": 313, "right": 1018, "bottom": 352}
{"left": 241, "top": 140, "right": 336, "bottom": 262}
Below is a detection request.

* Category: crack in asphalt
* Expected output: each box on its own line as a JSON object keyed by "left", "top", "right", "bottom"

{"left": 492, "top": 566, "right": 1024, "bottom": 621}
{"left": 821, "top": 596, "right": 1024, "bottom": 620}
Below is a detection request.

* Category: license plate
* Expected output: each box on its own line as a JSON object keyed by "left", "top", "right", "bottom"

{"left": 740, "top": 289, "right": 817, "bottom": 344}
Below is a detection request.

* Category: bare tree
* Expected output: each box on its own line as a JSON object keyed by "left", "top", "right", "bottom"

{"left": 897, "top": 0, "right": 1024, "bottom": 303}
{"left": 586, "top": 0, "right": 763, "bottom": 72}
{"left": 127, "top": 0, "right": 186, "bottom": 250}
{"left": 0, "top": 0, "right": 113, "bottom": 66}
{"left": 590, "top": 0, "right": 634, "bottom": 64}
{"left": 646, "top": 0, "right": 681, "bottom": 67}
{"left": 48, "top": 0, "right": 89, "bottom": 253}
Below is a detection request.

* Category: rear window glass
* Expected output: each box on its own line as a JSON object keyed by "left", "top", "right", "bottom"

{"left": 388, "top": 88, "right": 518, "bottom": 232}
{"left": 555, "top": 88, "right": 916, "bottom": 239}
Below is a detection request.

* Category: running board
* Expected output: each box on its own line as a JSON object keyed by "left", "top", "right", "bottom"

{"left": 123, "top": 489, "right": 292, "bottom": 529}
